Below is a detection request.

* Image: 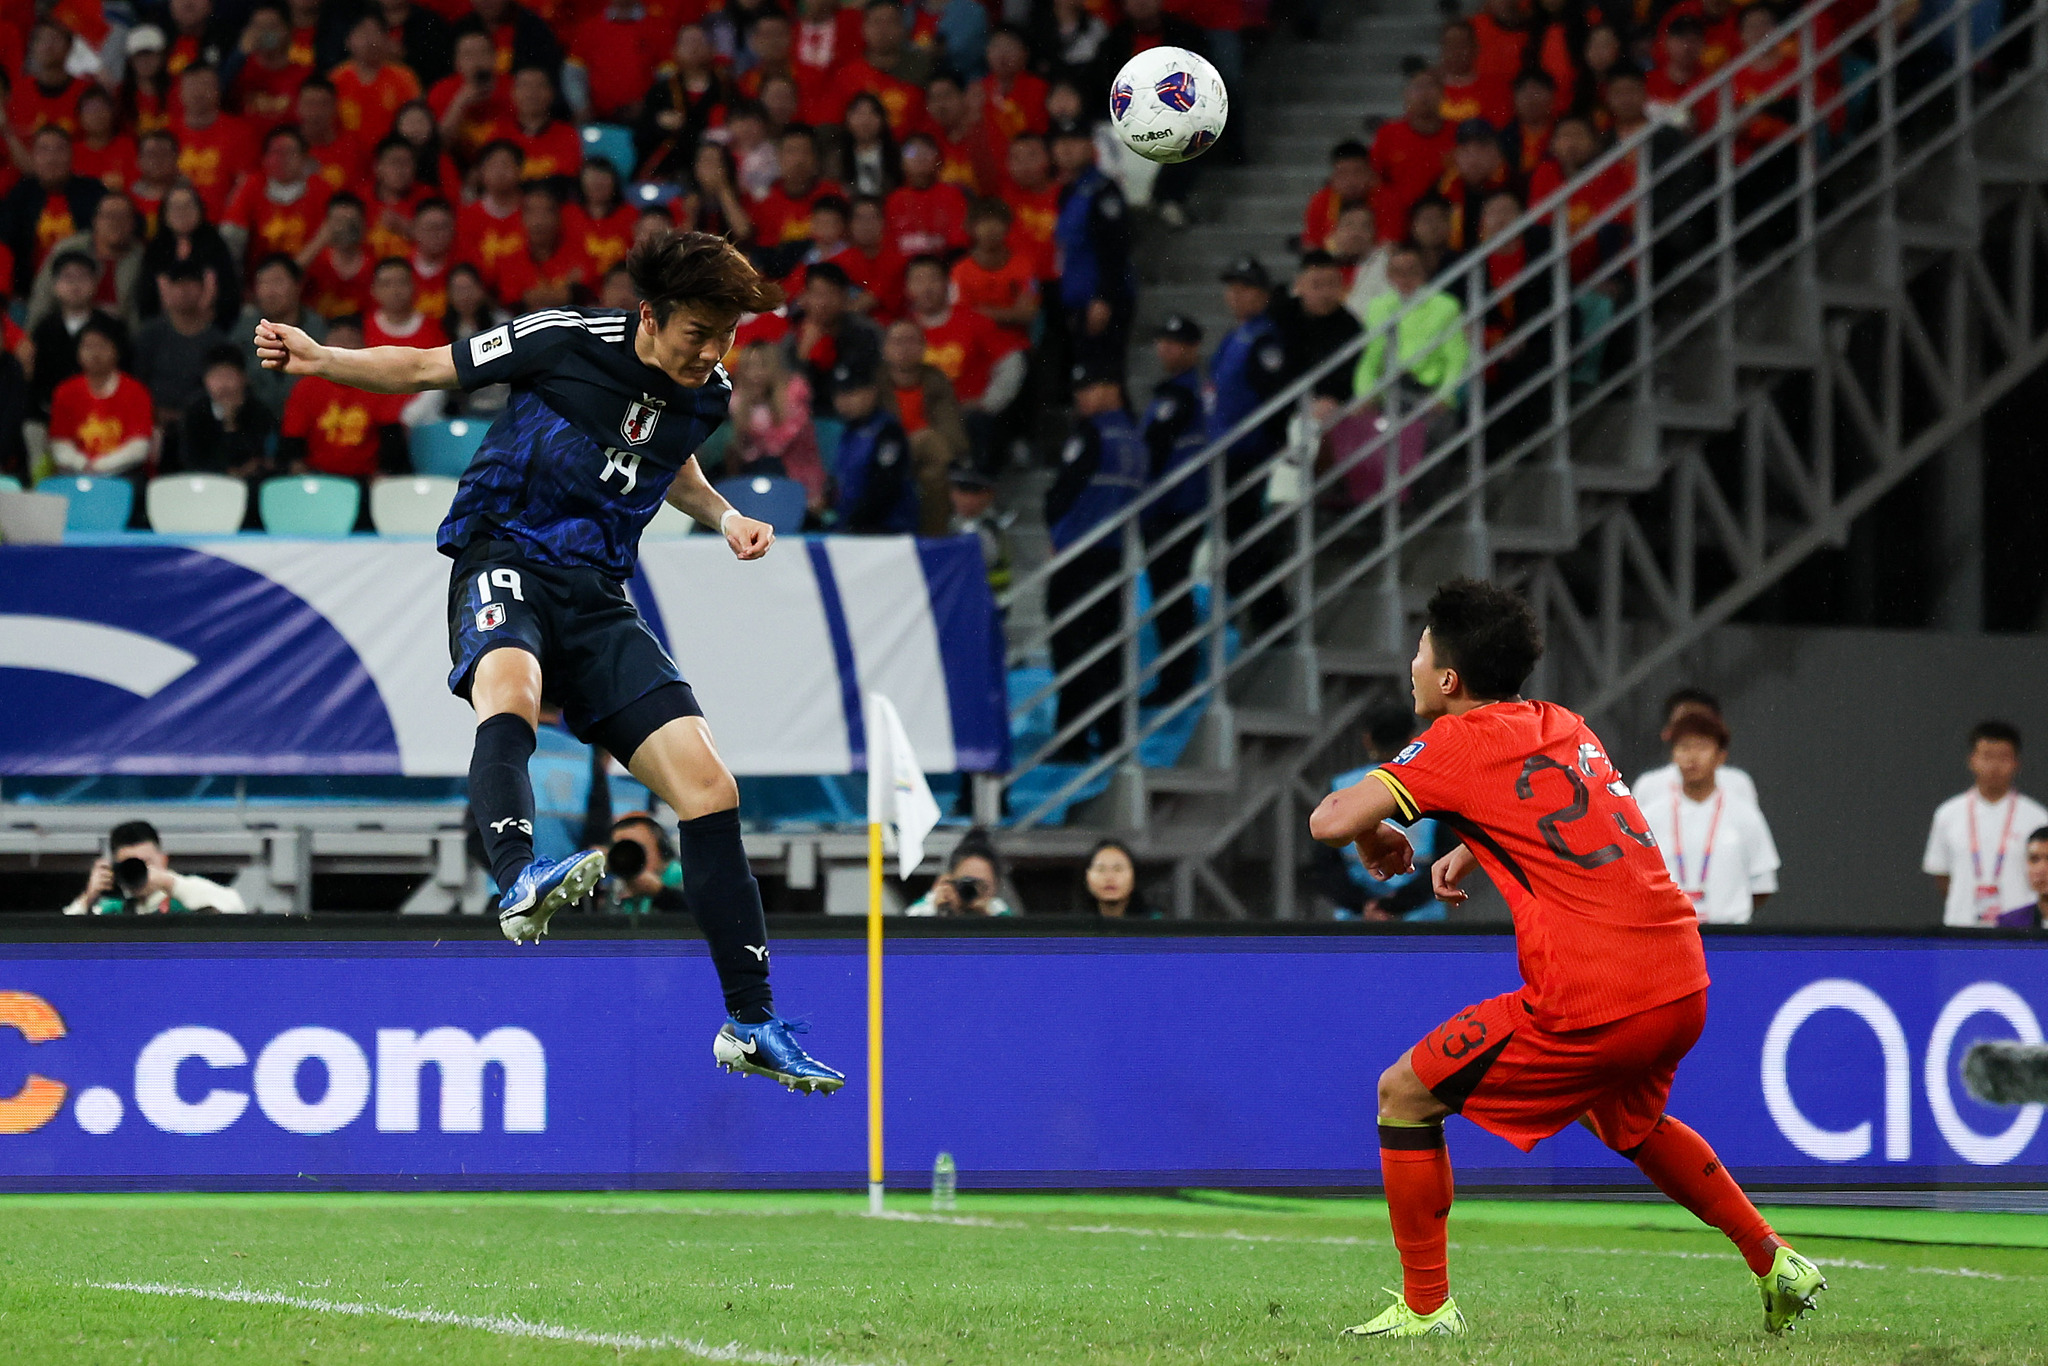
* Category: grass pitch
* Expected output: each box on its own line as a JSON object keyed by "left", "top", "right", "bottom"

{"left": 3, "top": 1190, "right": 2044, "bottom": 1365}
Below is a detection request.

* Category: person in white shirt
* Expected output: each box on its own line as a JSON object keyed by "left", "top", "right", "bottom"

{"left": 1637, "top": 711, "right": 1779, "bottom": 925}
{"left": 64, "top": 819, "right": 246, "bottom": 915}
{"left": 1633, "top": 687, "right": 1757, "bottom": 812}
{"left": 1922, "top": 720, "right": 2048, "bottom": 927}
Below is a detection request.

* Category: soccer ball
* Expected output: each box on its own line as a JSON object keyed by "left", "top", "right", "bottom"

{"left": 1108, "top": 47, "right": 1229, "bottom": 165}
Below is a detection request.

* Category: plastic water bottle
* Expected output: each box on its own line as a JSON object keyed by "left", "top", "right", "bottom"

{"left": 931, "top": 1151, "right": 956, "bottom": 1211}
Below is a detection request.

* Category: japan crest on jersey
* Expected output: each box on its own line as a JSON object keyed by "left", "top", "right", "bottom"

{"left": 620, "top": 398, "right": 662, "bottom": 446}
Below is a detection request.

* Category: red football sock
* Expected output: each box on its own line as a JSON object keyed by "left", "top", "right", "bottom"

{"left": 1629, "top": 1115, "right": 1778, "bottom": 1275}
{"left": 1379, "top": 1121, "right": 1454, "bottom": 1315}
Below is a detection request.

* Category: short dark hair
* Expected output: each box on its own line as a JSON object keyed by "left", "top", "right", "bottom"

{"left": 76, "top": 316, "right": 125, "bottom": 349}
{"left": 1297, "top": 249, "right": 1340, "bottom": 272}
{"left": 1663, "top": 687, "right": 1721, "bottom": 719}
{"left": 110, "top": 820, "right": 162, "bottom": 850}
{"left": 373, "top": 255, "right": 414, "bottom": 276}
{"left": 475, "top": 138, "right": 525, "bottom": 165}
{"left": 265, "top": 123, "right": 307, "bottom": 151}
{"left": 626, "top": 230, "right": 785, "bottom": 325}
{"left": 612, "top": 811, "right": 676, "bottom": 861}
{"left": 1423, "top": 578, "right": 1543, "bottom": 700}
{"left": 1971, "top": 720, "right": 2023, "bottom": 753}
{"left": 968, "top": 196, "right": 1011, "bottom": 224}
{"left": 2027, "top": 825, "right": 2048, "bottom": 847}
{"left": 803, "top": 260, "right": 851, "bottom": 291}
{"left": 1331, "top": 139, "right": 1370, "bottom": 162}
{"left": 811, "top": 193, "right": 852, "bottom": 220}
{"left": 1514, "top": 69, "right": 1557, "bottom": 91}
{"left": 253, "top": 252, "right": 303, "bottom": 280}
{"left": 1667, "top": 710, "right": 1730, "bottom": 750}
{"left": 328, "top": 190, "right": 365, "bottom": 213}
{"left": 202, "top": 342, "right": 245, "bottom": 373}
{"left": 904, "top": 253, "right": 948, "bottom": 279}
{"left": 414, "top": 196, "right": 454, "bottom": 218}
{"left": 328, "top": 312, "right": 366, "bottom": 333}
{"left": 779, "top": 122, "right": 818, "bottom": 148}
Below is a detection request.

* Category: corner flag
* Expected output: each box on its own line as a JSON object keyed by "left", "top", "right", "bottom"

{"left": 863, "top": 692, "right": 938, "bottom": 1215}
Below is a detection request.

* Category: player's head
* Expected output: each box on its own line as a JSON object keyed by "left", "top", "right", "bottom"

{"left": 1413, "top": 578, "right": 1543, "bottom": 717}
{"left": 1968, "top": 719, "right": 2022, "bottom": 797}
{"left": 626, "top": 231, "right": 785, "bottom": 387}
{"left": 2027, "top": 827, "right": 2048, "bottom": 901}
{"left": 1667, "top": 710, "right": 1730, "bottom": 787}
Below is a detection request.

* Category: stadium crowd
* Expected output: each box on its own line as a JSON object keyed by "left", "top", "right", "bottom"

{"left": 0, "top": 0, "right": 1296, "bottom": 536}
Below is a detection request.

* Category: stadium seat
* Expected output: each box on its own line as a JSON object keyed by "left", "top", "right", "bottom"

{"left": 715, "top": 474, "right": 807, "bottom": 534}
{"left": 0, "top": 475, "right": 21, "bottom": 493}
{"left": 146, "top": 474, "right": 247, "bottom": 534}
{"left": 582, "top": 123, "right": 636, "bottom": 180}
{"left": 641, "top": 499, "right": 696, "bottom": 539}
{"left": 259, "top": 475, "right": 360, "bottom": 536}
{"left": 50, "top": 475, "right": 134, "bottom": 532}
{"left": 410, "top": 418, "right": 489, "bottom": 477}
{"left": 369, "top": 475, "right": 459, "bottom": 535}
{"left": 812, "top": 418, "right": 844, "bottom": 477}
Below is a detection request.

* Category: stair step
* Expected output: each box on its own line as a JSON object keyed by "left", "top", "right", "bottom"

{"left": 1975, "top": 155, "right": 2048, "bottom": 184}
{"left": 1143, "top": 768, "right": 1239, "bottom": 795}
{"left": 1734, "top": 341, "right": 1822, "bottom": 370}
{"left": 1317, "top": 647, "right": 1407, "bottom": 677}
{"left": 1232, "top": 706, "right": 1320, "bottom": 739}
{"left": 1894, "top": 218, "right": 1978, "bottom": 250}
{"left": 1814, "top": 280, "right": 1902, "bottom": 310}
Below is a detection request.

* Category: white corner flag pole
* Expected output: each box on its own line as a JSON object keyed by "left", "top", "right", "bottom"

{"left": 863, "top": 693, "right": 940, "bottom": 1218}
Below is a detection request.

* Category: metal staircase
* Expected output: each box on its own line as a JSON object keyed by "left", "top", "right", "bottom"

{"left": 994, "top": 0, "right": 2048, "bottom": 918}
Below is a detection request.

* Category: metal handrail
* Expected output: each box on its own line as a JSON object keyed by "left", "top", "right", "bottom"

{"left": 996, "top": 0, "right": 2030, "bottom": 829}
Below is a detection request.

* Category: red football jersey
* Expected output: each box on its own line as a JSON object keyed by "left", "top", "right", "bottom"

{"left": 563, "top": 201, "right": 637, "bottom": 278}
{"left": 884, "top": 182, "right": 970, "bottom": 258}
{"left": 456, "top": 199, "right": 529, "bottom": 283}
{"left": 1369, "top": 699, "right": 1708, "bottom": 1031}
{"left": 917, "top": 305, "right": 1020, "bottom": 405}
{"left": 1369, "top": 116, "right": 1456, "bottom": 243}
{"left": 330, "top": 61, "right": 421, "bottom": 146}
{"left": 752, "top": 179, "right": 846, "bottom": 245}
{"left": 224, "top": 177, "right": 332, "bottom": 266}
{"left": 73, "top": 134, "right": 138, "bottom": 190}
{"left": 482, "top": 117, "right": 584, "bottom": 183}
{"left": 174, "top": 113, "right": 258, "bottom": 218}
{"left": 304, "top": 248, "right": 377, "bottom": 321}
{"left": 283, "top": 375, "right": 404, "bottom": 478}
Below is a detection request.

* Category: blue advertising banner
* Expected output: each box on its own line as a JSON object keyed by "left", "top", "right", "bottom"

{"left": 0, "top": 535, "right": 1007, "bottom": 777}
{"left": 0, "top": 935, "right": 2042, "bottom": 1191}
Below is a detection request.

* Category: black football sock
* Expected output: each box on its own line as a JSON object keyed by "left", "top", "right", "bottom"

{"left": 470, "top": 713, "right": 538, "bottom": 894}
{"left": 677, "top": 807, "right": 775, "bottom": 1022}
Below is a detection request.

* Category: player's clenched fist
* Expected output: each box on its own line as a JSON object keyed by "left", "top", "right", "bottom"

{"left": 254, "top": 318, "right": 324, "bottom": 375}
{"left": 724, "top": 515, "right": 774, "bottom": 561}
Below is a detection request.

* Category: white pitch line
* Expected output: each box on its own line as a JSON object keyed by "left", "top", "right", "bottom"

{"left": 85, "top": 1282, "right": 883, "bottom": 1365}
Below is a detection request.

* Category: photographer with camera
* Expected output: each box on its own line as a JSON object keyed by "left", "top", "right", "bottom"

{"left": 905, "top": 828, "right": 1018, "bottom": 918}
{"left": 605, "top": 812, "right": 688, "bottom": 917}
{"left": 64, "top": 821, "right": 247, "bottom": 915}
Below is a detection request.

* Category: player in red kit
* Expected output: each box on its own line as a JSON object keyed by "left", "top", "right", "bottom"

{"left": 1308, "top": 579, "right": 1826, "bottom": 1340}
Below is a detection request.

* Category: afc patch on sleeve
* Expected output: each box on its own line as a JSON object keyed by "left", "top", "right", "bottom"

{"left": 470, "top": 325, "right": 511, "bottom": 366}
{"left": 1391, "top": 740, "right": 1425, "bottom": 765}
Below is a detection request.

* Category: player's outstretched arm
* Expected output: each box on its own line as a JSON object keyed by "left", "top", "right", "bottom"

{"left": 1309, "top": 776, "right": 1415, "bottom": 879}
{"left": 665, "top": 456, "right": 774, "bottom": 561}
{"left": 253, "top": 319, "right": 459, "bottom": 393}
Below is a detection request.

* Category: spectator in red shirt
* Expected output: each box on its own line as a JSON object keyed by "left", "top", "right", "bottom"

{"left": 71, "top": 88, "right": 138, "bottom": 194}
{"left": 2, "top": 127, "right": 104, "bottom": 294}
{"left": 1000, "top": 132, "right": 1060, "bottom": 278}
{"left": 1302, "top": 139, "right": 1374, "bottom": 253}
{"left": 924, "top": 70, "right": 1000, "bottom": 197}
{"left": 7, "top": 20, "right": 87, "bottom": 138}
{"left": 1574, "top": 23, "right": 1624, "bottom": 130}
{"left": 1370, "top": 71, "right": 1455, "bottom": 244}
{"left": 840, "top": 194, "right": 908, "bottom": 319}
{"left": 783, "top": 259, "right": 884, "bottom": 416}
{"left": 794, "top": 0, "right": 866, "bottom": 91}
{"left": 1647, "top": 16, "right": 1721, "bottom": 135}
{"left": 1527, "top": 114, "right": 1631, "bottom": 281}
{"left": 635, "top": 25, "right": 734, "bottom": 182}
{"left": 406, "top": 197, "right": 456, "bottom": 318}
{"left": 230, "top": 3, "right": 312, "bottom": 138}
{"left": 568, "top": 0, "right": 673, "bottom": 123}
{"left": 977, "top": 26, "right": 1049, "bottom": 148}
{"left": 789, "top": 192, "right": 855, "bottom": 297}
{"left": 223, "top": 125, "right": 332, "bottom": 270}
{"left": 122, "top": 25, "right": 177, "bottom": 138}
{"left": 27, "top": 193, "right": 143, "bottom": 331}
{"left": 330, "top": 14, "right": 421, "bottom": 148}
{"left": 278, "top": 314, "right": 406, "bottom": 480}
{"left": 753, "top": 126, "right": 845, "bottom": 245}
{"left": 1658, "top": 0, "right": 1741, "bottom": 75}
{"left": 172, "top": 65, "right": 256, "bottom": 219}
{"left": 297, "top": 77, "right": 369, "bottom": 195}
{"left": 886, "top": 134, "right": 971, "bottom": 258}
{"left": 487, "top": 66, "right": 583, "bottom": 184}
{"left": 1499, "top": 71, "right": 1557, "bottom": 179}
{"left": 361, "top": 135, "right": 431, "bottom": 262}
{"left": 904, "top": 252, "right": 1024, "bottom": 466}
{"left": 1730, "top": 6, "right": 1799, "bottom": 164}
{"left": 1469, "top": 0, "right": 1530, "bottom": 92}
{"left": 430, "top": 29, "right": 510, "bottom": 160}
{"left": 1439, "top": 119, "right": 1517, "bottom": 253}
{"left": 49, "top": 317, "right": 155, "bottom": 477}
{"left": 950, "top": 197, "right": 1038, "bottom": 353}
{"left": 734, "top": 11, "right": 798, "bottom": 103}
{"left": 301, "top": 191, "right": 377, "bottom": 319}
{"left": 831, "top": 0, "right": 931, "bottom": 136}
{"left": 1438, "top": 20, "right": 1513, "bottom": 130}
{"left": 363, "top": 256, "right": 449, "bottom": 349}
{"left": 456, "top": 140, "right": 530, "bottom": 282}
{"left": 492, "top": 183, "right": 591, "bottom": 308}
{"left": 564, "top": 159, "right": 636, "bottom": 279}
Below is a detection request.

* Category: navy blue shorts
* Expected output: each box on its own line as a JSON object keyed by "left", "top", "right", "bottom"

{"left": 447, "top": 540, "right": 701, "bottom": 752}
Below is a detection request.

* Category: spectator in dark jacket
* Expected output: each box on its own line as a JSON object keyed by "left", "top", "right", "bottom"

{"left": 2, "top": 127, "right": 106, "bottom": 297}
{"left": 177, "top": 346, "right": 278, "bottom": 486}
{"left": 450, "top": 0, "right": 564, "bottom": 82}
{"left": 29, "top": 250, "right": 130, "bottom": 419}
{"left": 783, "top": 262, "right": 884, "bottom": 417}
{"left": 1268, "top": 249, "right": 1363, "bottom": 425}
{"left": 134, "top": 258, "right": 232, "bottom": 426}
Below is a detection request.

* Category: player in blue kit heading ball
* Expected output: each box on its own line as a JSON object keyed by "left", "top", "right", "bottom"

{"left": 255, "top": 232, "right": 843, "bottom": 1093}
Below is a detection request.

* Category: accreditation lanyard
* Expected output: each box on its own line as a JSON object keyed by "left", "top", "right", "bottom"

{"left": 1671, "top": 791, "right": 1724, "bottom": 911}
{"left": 1967, "top": 794, "right": 2019, "bottom": 904}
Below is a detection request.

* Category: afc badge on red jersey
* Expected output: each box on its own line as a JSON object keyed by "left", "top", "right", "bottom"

{"left": 620, "top": 398, "right": 662, "bottom": 446}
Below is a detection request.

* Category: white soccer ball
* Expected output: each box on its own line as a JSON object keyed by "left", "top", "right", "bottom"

{"left": 1108, "top": 46, "right": 1229, "bottom": 165}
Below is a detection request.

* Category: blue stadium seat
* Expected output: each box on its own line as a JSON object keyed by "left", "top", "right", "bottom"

{"left": 582, "top": 123, "right": 637, "bottom": 180}
{"left": 812, "top": 418, "right": 845, "bottom": 478}
{"left": 49, "top": 475, "right": 133, "bottom": 532}
{"left": 259, "top": 475, "right": 360, "bottom": 535}
{"left": 0, "top": 474, "right": 21, "bottom": 493}
{"left": 410, "top": 418, "right": 489, "bottom": 477}
{"left": 714, "top": 474, "right": 807, "bottom": 534}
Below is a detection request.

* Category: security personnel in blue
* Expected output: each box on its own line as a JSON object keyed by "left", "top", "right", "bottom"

{"left": 828, "top": 351, "right": 921, "bottom": 534}
{"left": 1311, "top": 710, "right": 1451, "bottom": 921}
{"left": 1051, "top": 117, "right": 1137, "bottom": 385}
{"left": 1141, "top": 313, "right": 1212, "bottom": 707}
{"left": 1209, "top": 255, "right": 1292, "bottom": 635}
{"left": 252, "top": 231, "right": 844, "bottom": 1094}
{"left": 1044, "top": 358, "right": 1149, "bottom": 761}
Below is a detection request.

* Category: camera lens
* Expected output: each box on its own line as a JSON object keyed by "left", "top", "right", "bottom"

{"left": 114, "top": 857, "right": 151, "bottom": 896}
{"left": 952, "top": 876, "right": 985, "bottom": 902}
{"left": 608, "top": 838, "right": 648, "bottom": 881}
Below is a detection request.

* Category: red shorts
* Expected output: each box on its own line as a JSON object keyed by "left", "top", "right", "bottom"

{"left": 1409, "top": 988, "right": 1707, "bottom": 1153}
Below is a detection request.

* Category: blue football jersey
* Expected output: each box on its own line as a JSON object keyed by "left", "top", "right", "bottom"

{"left": 440, "top": 307, "right": 732, "bottom": 577}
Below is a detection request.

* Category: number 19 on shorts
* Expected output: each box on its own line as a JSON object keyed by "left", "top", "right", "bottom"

{"left": 475, "top": 568, "right": 523, "bottom": 632}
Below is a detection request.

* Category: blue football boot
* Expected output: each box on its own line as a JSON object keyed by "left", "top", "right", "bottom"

{"left": 714, "top": 1016, "right": 846, "bottom": 1093}
{"left": 497, "top": 849, "right": 607, "bottom": 944}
